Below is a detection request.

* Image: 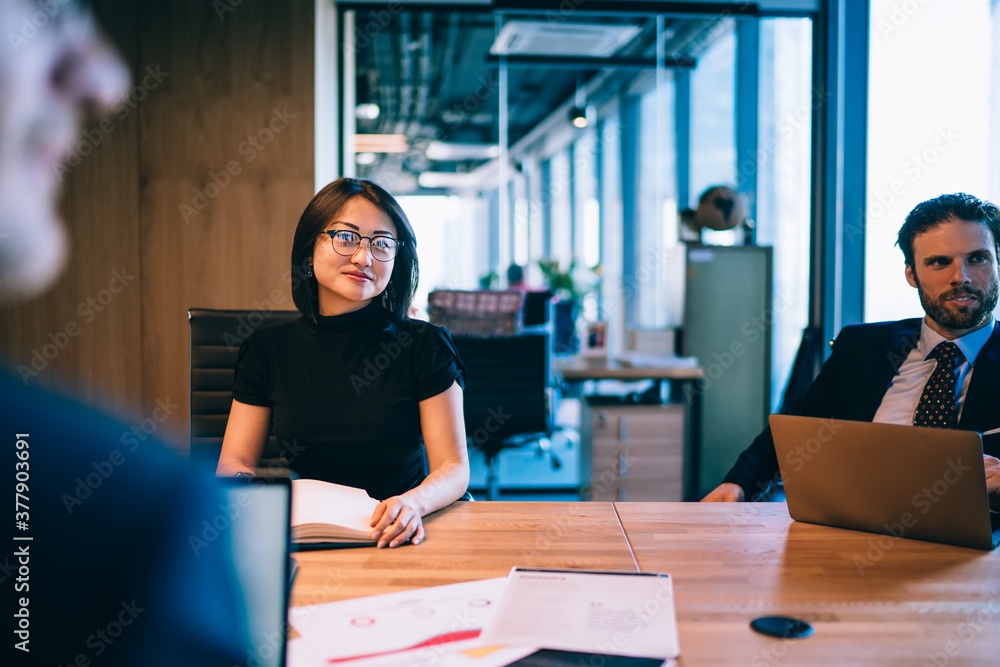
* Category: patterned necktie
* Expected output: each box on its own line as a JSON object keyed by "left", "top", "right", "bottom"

{"left": 913, "top": 342, "right": 963, "bottom": 429}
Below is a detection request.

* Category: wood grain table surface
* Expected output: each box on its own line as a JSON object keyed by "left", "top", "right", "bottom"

{"left": 616, "top": 502, "right": 1000, "bottom": 666}
{"left": 290, "top": 501, "right": 1000, "bottom": 666}
{"left": 290, "top": 501, "right": 637, "bottom": 608}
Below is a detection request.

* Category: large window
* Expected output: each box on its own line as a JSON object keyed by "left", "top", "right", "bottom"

{"left": 398, "top": 195, "right": 480, "bottom": 314}
{"left": 866, "top": 0, "right": 999, "bottom": 322}
{"left": 756, "top": 18, "right": 813, "bottom": 410}
{"left": 689, "top": 26, "right": 737, "bottom": 208}
{"left": 634, "top": 74, "right": 678, "bottom": 329}
{"left": 548, "top": 148, "right": 573, "bottom": 265}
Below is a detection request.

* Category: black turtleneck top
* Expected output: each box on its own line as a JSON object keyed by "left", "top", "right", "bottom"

{"left": 232, "top": 301, "right": 467, "bottom": 500}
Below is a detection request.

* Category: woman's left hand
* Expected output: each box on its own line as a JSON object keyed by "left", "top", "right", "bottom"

{"left": 370, "top": 495, "right": 425, "bottom": 548}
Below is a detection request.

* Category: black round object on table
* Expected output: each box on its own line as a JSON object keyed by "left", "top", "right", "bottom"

{"left": 749, "top": 616, "right": 814, "bottom": 639}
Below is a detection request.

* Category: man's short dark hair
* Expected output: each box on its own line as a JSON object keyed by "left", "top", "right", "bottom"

{"left": 897, "top": 193, "right": 1000, "bottom": 266}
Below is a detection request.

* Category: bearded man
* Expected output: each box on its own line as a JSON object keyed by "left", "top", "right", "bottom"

{"left": 703, "top": 192, "right": 1000, "bottom": 505}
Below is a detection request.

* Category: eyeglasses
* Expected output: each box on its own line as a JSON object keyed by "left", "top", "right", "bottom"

{"left": 322, "top": 230, "right": 403, "bottom": 262}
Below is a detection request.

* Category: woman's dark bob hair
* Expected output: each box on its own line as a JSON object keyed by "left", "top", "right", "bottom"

{"left": 290, "top": 177, "right": 418, "bottom": 325}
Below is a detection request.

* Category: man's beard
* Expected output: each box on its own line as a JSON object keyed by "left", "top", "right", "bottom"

{"left": 916, "top": 280, "right": 1000, "bottom": 332}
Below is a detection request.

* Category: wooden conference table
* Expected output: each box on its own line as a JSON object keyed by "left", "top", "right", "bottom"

{"left": 290, "top": 502, "right": 1000, "bottom": 666}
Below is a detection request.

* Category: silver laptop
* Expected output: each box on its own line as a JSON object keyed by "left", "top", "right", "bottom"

{"left": 770, "top": 415, "right": 1000, "bottom": 550}
{"left": 220, "top": 473, "right": 295, "bottom": 667}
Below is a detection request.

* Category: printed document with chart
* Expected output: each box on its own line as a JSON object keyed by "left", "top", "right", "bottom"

{"left": 480, "top": 568, "right": 680, "bottom": 660}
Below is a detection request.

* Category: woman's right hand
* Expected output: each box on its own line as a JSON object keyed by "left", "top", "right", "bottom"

{"left": 369, "top": 494, "right": 425, "bottom": 548}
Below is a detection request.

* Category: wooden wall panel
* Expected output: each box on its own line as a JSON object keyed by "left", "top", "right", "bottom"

{"left": 0, "top": 0, "right": 316, "bottom": 452}
{"left": 137, "top": 0, "right": 314, "bottom": 447}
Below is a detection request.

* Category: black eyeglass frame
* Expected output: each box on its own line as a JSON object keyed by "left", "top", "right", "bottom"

{"left": 321, "top": 230, "right": 403, "bottom": 262}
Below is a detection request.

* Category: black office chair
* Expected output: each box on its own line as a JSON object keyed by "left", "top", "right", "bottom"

{"left": 188, "top": 308, "right": 300, "bottom": 470}
{"left": 521, "top": 289, "right": 555, "bottom": 330}
{"left": 451, "top": 332, "right": 556, "bottom": 500}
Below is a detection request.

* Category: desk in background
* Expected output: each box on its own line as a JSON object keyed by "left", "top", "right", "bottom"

{"left": 291, "top": 502, "right": 1000, "bottom": 666}
{"left": 555, "top": 358, "right": 703, "bottom": 501}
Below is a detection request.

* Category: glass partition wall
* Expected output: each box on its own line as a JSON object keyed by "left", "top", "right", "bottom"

{"left": 339, "top": 3, "right": 813, "bottom": 414}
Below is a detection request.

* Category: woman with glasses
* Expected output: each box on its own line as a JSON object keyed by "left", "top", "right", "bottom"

{"left": 217, "top": 177, "right": 469, "bottom": 549}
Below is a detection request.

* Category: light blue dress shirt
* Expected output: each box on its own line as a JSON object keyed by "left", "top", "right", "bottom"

{"left": 873, "top": 318, "right": 996, "bottom": 426}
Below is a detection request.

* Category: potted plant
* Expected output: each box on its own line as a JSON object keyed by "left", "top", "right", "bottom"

{"left": 538, "top": 259, "right": 598, "bottom": 355}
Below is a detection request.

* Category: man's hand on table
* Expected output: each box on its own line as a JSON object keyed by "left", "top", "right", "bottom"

{"left": 701, "top": 482, "right": 745, "bottom": 502}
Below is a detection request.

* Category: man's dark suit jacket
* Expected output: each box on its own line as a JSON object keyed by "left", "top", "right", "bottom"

{"left": 722, "top": 318, "right": 1000, "bottom": 497}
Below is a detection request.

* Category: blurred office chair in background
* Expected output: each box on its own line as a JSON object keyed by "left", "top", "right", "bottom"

{"left": 451, "top": 332, "right": 556, "bottom": 500}
{"left": 428, "top": 289, "right": 559, "bottom": 500}
{"left": 188, "top": 308, "right": 299, "bottom": 470}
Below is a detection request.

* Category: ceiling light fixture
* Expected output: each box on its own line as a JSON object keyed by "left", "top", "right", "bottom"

{"left": 569, "top": 105, "right": 593, "bottom": 129}
{"left": 569, "top": 76, "right": 593, "bottom": 129}
{"left": 354, "top": 134, "right": 408, "bottom": 153}
{"left": 354, "top": 103, "right": 381, "bottom": 120}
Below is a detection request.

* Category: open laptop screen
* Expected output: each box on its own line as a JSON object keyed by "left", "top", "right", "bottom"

{"left": 220, "top": 475, "right": 293, "bottom": 667}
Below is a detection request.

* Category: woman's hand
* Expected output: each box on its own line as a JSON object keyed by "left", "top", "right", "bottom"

{"left": 370, "top": 495, "right": 425, "bottom": 548}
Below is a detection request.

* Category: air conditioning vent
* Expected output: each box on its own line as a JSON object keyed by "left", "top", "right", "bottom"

{"left": 490, "top": 21, "right": 641, "bottom": 58}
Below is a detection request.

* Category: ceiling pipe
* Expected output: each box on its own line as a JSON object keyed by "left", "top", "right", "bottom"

{"left": 395, "top": 12, "right": 415, "bottom": 136}
{"left": 408, "top": 12, "right": 433, "bottom": 138}
{"left": 370, "top": 17, "right": 396, "bottom": 135}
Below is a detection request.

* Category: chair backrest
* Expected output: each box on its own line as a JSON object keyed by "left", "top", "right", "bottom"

{"left": 521, "top": 289, "right": 555, "bottom": 329}
{"left": 451, "top": 332, "right": 553, "bottom": 458}
{"left": 188, "top": 308, "right": 300, "bottom": 468}
{"left": 427, "top": 289, "right": 526, "bottom": 337}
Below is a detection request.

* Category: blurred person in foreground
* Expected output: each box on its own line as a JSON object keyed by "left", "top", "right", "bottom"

{"left": 1, "top": 2, "right": 249, "bottom": 665}
{"left": 703, "top": 193, "right": 1000, "bottom": 506}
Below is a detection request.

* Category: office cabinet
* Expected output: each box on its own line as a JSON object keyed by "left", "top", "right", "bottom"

{"left": 581, "top": 402, "right": 685, "bottom": 501}
{"left": 683, "top": 245, "right": 771, "bottom": 497}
